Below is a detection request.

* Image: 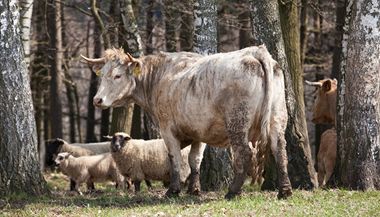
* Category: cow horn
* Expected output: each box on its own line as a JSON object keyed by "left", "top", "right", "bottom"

{"left": 126, "top": 52, "right": 138, "bottom": 62}
{"left": 305, "top": 80, "right": 322, "bottom": 87}
{"left": 80, "top": 54, "right": 105, "bottom": 64}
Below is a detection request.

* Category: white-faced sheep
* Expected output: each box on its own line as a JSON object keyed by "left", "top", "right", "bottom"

{"left": 110, "top": 132, "right": 205, "bottom": 192}
{"left": 55, "top": 152, "right": 125, "bottom": 195}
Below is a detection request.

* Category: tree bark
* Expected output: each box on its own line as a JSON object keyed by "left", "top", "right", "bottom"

{"left": 299, "top": 0, "right": 308, "bottom": 66}
{"left": 113, "top": 0, "right": 144, "bottom": 136}
{"left": 20, "top": 0, "right": 33, "bottom": 68}
{"left": 250, "top": 0, "right": 317, "bottom": 190}
{"left": 194, "top": 0, "right": 234, "bottom": 191}
{"left": 179, "top": 0, "right": 194, "bottom": 51}
{"left": 0, "top": 0, "right": 49, "bottom": 196}
{"left": 165, "top": 0, "right": 179, "bottom": 52}
{"left": 47, "top": 0, "right": 63, "bottom": 139}
{"left": 238, "top": 0, "right": 253, "bottom": 49}
{"left": 85, "top": 24, "right": 101, "bottom": 143}
{"left": 336, "top": 0, "right": 380, "bottom": 190}
{"left": 331, "top": 0, "right": 347, "bottom": 79}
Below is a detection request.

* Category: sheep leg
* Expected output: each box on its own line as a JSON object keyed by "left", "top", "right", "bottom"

{"left": 69, "top": 179, "right": 76, "bottom": 191}
{"left": 145, "top": 180, "right": 152, "bottom": 189}
{"left": 134, "top": 180, "right": 141, "bottom": 192}
{"left": 162, "top": 131, "right": 182, "bottom": 197}
{"left": 187, "top": 142, "right": 206, "bottom": 195}
{"left": 74, "top": 180, "right": 83, "bottom": 195}
{"left": 86, "top": 182, "right": 95, "bottom": 192}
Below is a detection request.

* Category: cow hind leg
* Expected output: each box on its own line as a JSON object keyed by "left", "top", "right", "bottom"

{"left": 224, "top": 104, "right": 252, "bottom": 200}
{"left": 187, "top": 142, "right": 206, "bottom": 195}
{"left": 270, "top": 130, "right": 292, "bottom": 199}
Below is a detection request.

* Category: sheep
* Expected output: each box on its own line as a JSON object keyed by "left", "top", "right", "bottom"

{"left": 110, "top": 132, "right": 204, "bottom": 192}
{"left": 54, "top": 152, "right": 125, "bottom": 195}
{"left": 45, "top": 138, "right": 111, "bottom": 191}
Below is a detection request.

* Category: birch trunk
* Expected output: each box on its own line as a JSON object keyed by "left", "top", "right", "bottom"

{"left": 337, "top": 0, "right": 380, "bottom": 189}
{"left": 19, "top": 0, "right": 33, "bottom": 68}
{"left": 194, "top": 0, "right": 234, "bottom": 191}
{"left": 0, "top": 0, "right": 48, "bottom": 196}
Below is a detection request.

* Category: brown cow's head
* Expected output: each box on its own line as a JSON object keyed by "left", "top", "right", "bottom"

{"left": 81, "top": 48, "right": 142, "bottom": 109}
{"left": 305, "top": 78, "right": 337, "bottom": 125}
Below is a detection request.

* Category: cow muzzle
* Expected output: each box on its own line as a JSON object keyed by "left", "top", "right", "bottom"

{"left": 93, "top": 97, "right": 103, "bottom": 107}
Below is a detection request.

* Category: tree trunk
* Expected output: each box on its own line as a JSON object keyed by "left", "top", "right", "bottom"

{"left": 47, "top": 0, "right": 63, "bottom": 139}
{"left": 85, "top": 25, "right": 101, "bottom": 143}
{"left": 250, "top": 0, "right": 317, "bottom": 190}
{"left": 278, "top": 0, "right": 316, "bottom": 189}
{"left": 336, "top": 0, "right": 380, "bottom": 190}
{"left": 0, "top": 0, "right": 49, "bottom": 196}
{"left": 299, "top": 0, "right": 308, "bottom": 66}
{"left": 238, "top": 0, "right": 253, "bottom": 49}
{"left": 194, "top": 0, "right": 234, "bottom": 191}
{"left": 20, "top": 0, "right": 33, "bottom": 68}
{"left": 165, "top": 0, "right": 179, "bottom": 52}
{"left": 115, "top": 0, "right": 144, "bottom": 136}
{"left": 179, "top": 0, "right": 194, "bottom": 51}
{"left": 331, "top": 0, "right": 347, "bottom": 79}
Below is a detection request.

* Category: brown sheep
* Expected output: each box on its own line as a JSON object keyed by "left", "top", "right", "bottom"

{"left": 55, "top": 152, "right": 125, "bottom": 195}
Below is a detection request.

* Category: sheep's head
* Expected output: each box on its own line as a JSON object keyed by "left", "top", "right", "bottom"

{"left": 110, "top": 132, "right": 131, "bottom": 152}
{"left": 55, "top": 152, "right": 71, "bottom": 166}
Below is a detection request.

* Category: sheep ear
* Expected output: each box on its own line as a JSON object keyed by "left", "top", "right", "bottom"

{"left": 124, "top": 134, "right": 131, "bottom": 141}
{"left": 103, "top": 135, "right": 113, "bottom": 141}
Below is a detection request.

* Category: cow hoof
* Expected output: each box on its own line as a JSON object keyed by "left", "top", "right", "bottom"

{"left": 224, "top": 191, "right": 241, "bottom": 200}
{"left": 277, "top": 188, "right": 292, "bottom": 200}
{"left": 165, "top": 188, "right": 180, "bottom": 198}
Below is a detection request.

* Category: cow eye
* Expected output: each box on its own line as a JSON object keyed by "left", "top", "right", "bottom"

{"left": 114, "top": 75, "right": 121, "bottom": 80}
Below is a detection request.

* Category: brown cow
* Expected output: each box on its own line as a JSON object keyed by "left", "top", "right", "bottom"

{"left": 317, "top": 128, "right": 336, "bottom": 187}
{"left": 306, "top": 78, "right": 338, "bottom": 187}
{"left": 305, "top": 78, "right": 337, "bottom": 125}
{"left": 82, "top": 46, "right": 292, "bottom": 199}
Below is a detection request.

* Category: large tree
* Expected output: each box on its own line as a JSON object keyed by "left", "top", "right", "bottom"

{"left": 195, "top": 0, "right": 234, "bottom": 191}
{"left": 336, "top": 0, "right": 380, "bottom": 189}
{"left": 0, "top": 0, "right": 48, "bottom": 196}
{"left": 250, "top": 0, "right": 317, "bottom": 189}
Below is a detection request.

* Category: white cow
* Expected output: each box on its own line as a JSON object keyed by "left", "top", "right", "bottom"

{"left": 82, "top": 45, "right": 292, "bottom": 199}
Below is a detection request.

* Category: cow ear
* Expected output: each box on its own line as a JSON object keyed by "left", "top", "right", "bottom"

{"left": 322, "top": 80, "right": 332, "bottom": 92}
{"left": 131, "top": 62, "right": 142, "bottom": 77}
{"left": 92, "top": 64, "right": 103, "bottom": 77}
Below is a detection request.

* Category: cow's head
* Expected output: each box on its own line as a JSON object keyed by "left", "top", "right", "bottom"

{"left": 305, "top": 78, "right": 337, "bottom": 125}
{"left": 81, "top": 48, "right": 142, "bottom": 109}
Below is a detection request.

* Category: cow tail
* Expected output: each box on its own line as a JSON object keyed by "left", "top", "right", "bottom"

{"left": 258, "top": 45, "right": 273, "bottom": 143}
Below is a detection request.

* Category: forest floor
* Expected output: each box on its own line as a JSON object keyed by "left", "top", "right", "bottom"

{"left": 1, "top": 172, "right": 379, "bottom": 216}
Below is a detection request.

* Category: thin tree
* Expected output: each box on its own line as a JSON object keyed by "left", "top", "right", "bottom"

{"left": 336, "top": 0, "right": 380, "bottom": 189}
{"left": 180, "top": 0, "right": 194, "bottom": 51}
{"left": 0, "top": 0, "right": 48, "bottom": 196}
{"left": 20, "top": 0, "right": 33, "bottom": 68}
{"left": 47, "top": 0, "right": 64, "bottom": 139}
{"left": 250, "top": 0, "right": 317, "bottom": 190}
{"left": 195, "top": 0, "right": 234, "bottom": 191}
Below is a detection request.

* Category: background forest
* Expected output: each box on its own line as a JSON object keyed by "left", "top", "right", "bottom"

{"left": 0, "top": 0, "right": 379, "bottom": 215}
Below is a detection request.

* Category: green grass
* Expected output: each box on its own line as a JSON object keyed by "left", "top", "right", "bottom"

{"left": 1, "top": 172, "right": 379, "bottom": 216}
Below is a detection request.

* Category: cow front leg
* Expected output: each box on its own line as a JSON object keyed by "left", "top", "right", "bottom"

{"left": 162, "top": 133, "right": 182, "bottom": 197}
{"left": 271, "top": 131, "right": 292, "bottom": 199}
{"left": 187, "top": 142, "right": 206, "bottom": 195}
